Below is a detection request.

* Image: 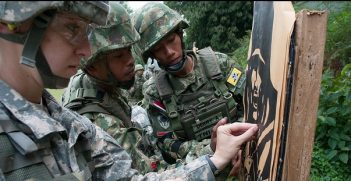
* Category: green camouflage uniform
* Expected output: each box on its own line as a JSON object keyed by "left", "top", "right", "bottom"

{"left": 0, "top": 80, "right": 218, "bottom": 180}
{"left": 128, "top": 65, "right": 146, "bottom": 106}
{"left": 61, "top": 2, "right": 164, "bottom": 174}
{"left": 0, "top": 1, "right": 221, "bottom": 180}
{"left": 133, "top": 2, "right": 246, "bottom": 179}
{"left": 143, "top": 49, "right": 245, "bottom": 161}
{"left": 62, "top": 71, "right": 164, "bottom": 174}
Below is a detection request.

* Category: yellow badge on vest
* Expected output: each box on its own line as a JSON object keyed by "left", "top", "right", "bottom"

{"left": 227, "top": 67, "right": 242, "bottom": 86}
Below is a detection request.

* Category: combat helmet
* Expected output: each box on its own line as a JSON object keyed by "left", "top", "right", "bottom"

{"left": 0, "top": 1, "right": 109, "bottom": 88}
{"left": 133, "top": 2, "right": 189, "bottom": 64}
{"left": 81, "top": 2, "right": 140, "bottom": 69}
{"left": 135, "top": 64, "right": 144, "bottom": 72}
{"left": 81, "top": 2, "right": 140, "bottom": 89}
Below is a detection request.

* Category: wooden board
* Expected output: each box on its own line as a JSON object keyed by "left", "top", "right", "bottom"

{"left": 282, "top": 10, "right": 328, "bottom": 181}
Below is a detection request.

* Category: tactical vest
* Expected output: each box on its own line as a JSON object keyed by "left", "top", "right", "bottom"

{"left": 63, "top": 72, "right": 161, "bottom": 173}
{"left": 154, "top": 47, "right": 239, "bottom": 141}
{"left": 63, "top": 72, "right": 132, "bottom": 128}
{"left": 0, "top": 104, "right": 92, "bottom": 181}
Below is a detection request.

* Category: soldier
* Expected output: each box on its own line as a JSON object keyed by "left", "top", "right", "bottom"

{"left": 0, "top": 1, "right": 257, "bottom": 180}
{"left": 133, "top": 2, "right": 247, "bottom": 177}
{"left": 61, "top": 2, "right": 162, "bottom": 174}
{"left": 128, "top": 64, "right": 146, "bottom": 106}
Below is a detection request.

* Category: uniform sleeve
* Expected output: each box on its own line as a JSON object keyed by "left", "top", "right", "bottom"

{"left": 142, "top": 77, "right": 160, "bottom": 109}
{"left": 131, "top": 155, "right": 216, "bottom": 181}
{"left": 215, "top": 51, "right": 233, "bottom": 76}
{"left": 85, "top": 112, "right": 157, "bottom": 174}
{"left": 160, "top": 135, "right": 213, "bottom": 161}
{"left": 85, "top": 112, "right": 128, "bottom": 142}
{"left": 89, "top": 123, "right": 216, "bottom": 180}
{"left": 215, "top": 51, "right": 246, "bottom": 96}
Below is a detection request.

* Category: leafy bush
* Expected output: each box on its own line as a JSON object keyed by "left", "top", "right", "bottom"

{"left": 310, "top": 143, "right": 351, "bottom": 181}
{"left": 316, "top": 64, "right": 351, "bottom": 163}
{"left": 231, "top": 30, "right": 251, "bottom": 69}
{"left": 294, "top": 1, "right": 351, "bottom": 74}
{"left": 314, "top": 64, "right": 351, "bottom": 178}
{"left": 324, "top": 3, "right": 351, "bottom": 74}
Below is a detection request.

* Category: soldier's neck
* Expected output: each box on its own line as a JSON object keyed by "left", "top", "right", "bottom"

{"left": 174, "top": 55, "right": 194, "bottom": 77}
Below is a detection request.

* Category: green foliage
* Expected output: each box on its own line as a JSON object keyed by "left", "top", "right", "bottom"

{"left": 294, "top": 1, "right": 351, "bottom": 74}
{"left": 231, "top": 30, "right": 251, "bottom": 69}
{"left": 302, "top": 54, "right": 351, "bottom": 180}
{"left": 315, "top": 64, "right": 351, "bottom": 169}
{"left": 325, "top": 3, "right": 351, "bottom": 74}
{"left": 165, "top": 1, "right": 253, "bottom": 53}
{"left": 310, "top": 143, "right": 351, "bottom": 181}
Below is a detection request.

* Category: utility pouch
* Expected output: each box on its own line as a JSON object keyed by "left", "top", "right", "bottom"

{"left": 179, "top": 97, "right": 229, "bottom": 141}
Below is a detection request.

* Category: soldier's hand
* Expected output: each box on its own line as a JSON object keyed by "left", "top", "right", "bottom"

{"left": 210, "top": 122, "right": 258, "bottom": 171}
{"left": 210, "top": 118, "right": 228, "bottom": 152}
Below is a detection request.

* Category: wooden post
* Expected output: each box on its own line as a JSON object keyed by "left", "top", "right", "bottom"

{"left": 282, "top": 10, "right": 328, "bottom": 181}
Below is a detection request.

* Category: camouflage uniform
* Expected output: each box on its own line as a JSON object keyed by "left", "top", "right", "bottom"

{"left": 128, "top": 64, "right": 146, "bottom": 106}
{"left": 133, "top": 2, "right": 246, "bottom": 179}
{"left": 63, "top": 70, "right": 160, "bottom": 174}
{"left": 0, "top": 1, "right": 222, "bottom": 180}
{"left": 61, "top": 2, "right": 163, "bottom": 174}
{"left": 143, "top": 49, "right": 245, "bottom": 161}
{"left": 0, "top": 80, "right": 217, "bottom": 180}
{"left": 62, "top": 3, "right": 157, "bottom": 173}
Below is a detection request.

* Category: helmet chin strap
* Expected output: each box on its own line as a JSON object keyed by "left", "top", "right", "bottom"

{"left": 4, "top": 10, "right": 69, "bottom": 88}
{"left": 35, "top": 49, "right": 70, "bottom": 88}
{"left": 0, "top": 31, "right": 28, "bottom": 44}
{"left": 161, "top": 52, "right": 188, "bottom": 74}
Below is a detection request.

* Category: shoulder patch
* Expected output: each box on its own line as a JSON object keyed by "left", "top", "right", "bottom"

{"left": 227, "top": 66, "right": 243, "bottom": 86}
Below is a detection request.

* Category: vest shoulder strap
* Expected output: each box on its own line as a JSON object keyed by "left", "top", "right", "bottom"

{"left": 196, "top": 46, "right": 223, "bottom": 79}
{"left": 155, "top": 70, "right": 173, "bottom": 99}
{"left": 0, "top": 104, "right": 93, "bottom": 180}
{"left": 0, "top": 104, "right": 45, "bottom": 174}
{"left": 0, "top": 107, "right": 38, "bottom": 155}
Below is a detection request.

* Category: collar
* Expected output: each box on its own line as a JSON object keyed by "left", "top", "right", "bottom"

{"left": 167, "top": 54, "right": 206, "bottom": 95}
{"left": 0, "top": 80, "right": 66, "bottom": 139}
{"left": 0, "top": 81, "right": 90, "bottom": 148}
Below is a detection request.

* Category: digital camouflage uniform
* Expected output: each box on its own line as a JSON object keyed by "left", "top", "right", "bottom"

{"left": 0, "top": 1, "right": 221, "bottom": 180}
{"left": 0, "top": 80, "right": 218, "bottom": 180}
{"left": 133, "top": 2, "right": 246, "bottom": 179}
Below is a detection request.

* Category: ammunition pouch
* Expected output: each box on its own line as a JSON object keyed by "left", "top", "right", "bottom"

{"left": 154, "top": 46, "right": 240, "bottom": 142}
{"left": 176, "top": 96, "right": 237, "bottom": 141}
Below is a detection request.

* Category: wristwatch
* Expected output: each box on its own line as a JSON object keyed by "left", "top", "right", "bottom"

{"left": 205, "top": 155, "right": 220, "bottom": 175}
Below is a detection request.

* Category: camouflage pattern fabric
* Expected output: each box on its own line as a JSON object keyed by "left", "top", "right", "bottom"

{"left": 143, "top": 50, "right": 246, "bottom": 179}
{"left": 62, "top": 71, "right": 163, "bottom": 174}
{"left": 0, "top": 1, "right": 108, "bottom": 25}
{"left": 81, "top": 2, "right": 140, "bottom": 69}
{"left": 128, "top": 73, "right": 146, "bottom": 106}
{"left": 132, "top": 2, "right": 189, "bottom": 63}
{"left": 0, "top": 80, "right": 218, "bottom": 180}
